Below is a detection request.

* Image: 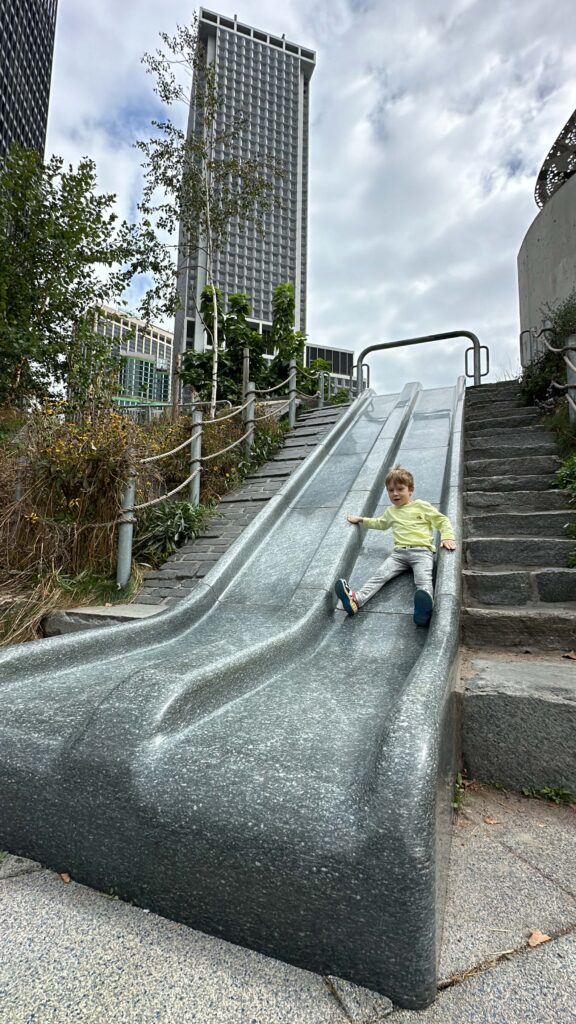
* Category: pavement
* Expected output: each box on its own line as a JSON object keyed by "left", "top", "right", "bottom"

{"left": 1, "top": 782, "right": 575, "bottom": 1024}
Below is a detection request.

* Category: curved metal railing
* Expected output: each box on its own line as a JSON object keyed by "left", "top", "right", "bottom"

{"left": 356, "top": 331, "right": 488, "bottom": 394}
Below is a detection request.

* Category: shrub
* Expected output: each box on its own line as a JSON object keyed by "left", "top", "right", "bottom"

{"left": 556, "top": 453, "right": 576, "bottom": 499}
{"left": 521, "top": 291, "right": 576, "bottom": 407}
{"left": 519, "top": 348, "right": 566, "bottom": 406}
{"left": 134, "top": 499, "right": 217, "bottom": 566}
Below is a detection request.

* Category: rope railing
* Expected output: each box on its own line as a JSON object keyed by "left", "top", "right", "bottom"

{"left": 252, "top": 401, "right": 291, "bottom": 422}
{"left": 115, "top": 356, "right": 362, "bottom": 586}
{"left": 139, "top": 430, "right": 203, "bottom": 464}
{"left": 253, "top": 375, "right": 291, "bottom": 395}
{"left": 202, "top": 400, "right": 250, "bottom": 423}
{"left": 133, "top": 468, "right": 202, "bottom": 511}
{"left": 200, "top": 428, "right": 253, "bottom": 461}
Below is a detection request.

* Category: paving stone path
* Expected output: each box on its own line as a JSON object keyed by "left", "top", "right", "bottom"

{"left": 137, "top": 404, "right": 350, "bottom": 608}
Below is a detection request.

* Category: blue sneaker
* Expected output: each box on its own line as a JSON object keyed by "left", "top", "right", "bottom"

{"left": 335, "top": 578, "right": 359, "bottom": 616}
{"left": 413, "top": 588, "right": 434, "bottom": 627}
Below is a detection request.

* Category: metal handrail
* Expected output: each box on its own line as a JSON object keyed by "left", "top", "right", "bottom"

{"left": 535, "top": 325, "right": 576, "bottom": 420}
{"left": 356, "top": 331, "right": 488, "bottom": 393}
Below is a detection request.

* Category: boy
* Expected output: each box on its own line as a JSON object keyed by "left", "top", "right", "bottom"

{"left": 335, "top": 465, "right": 456, "bottom": 627}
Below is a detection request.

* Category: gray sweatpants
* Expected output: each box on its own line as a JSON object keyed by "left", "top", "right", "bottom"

{"left": 355, "top": 547, "right": 434, "bottom": 608}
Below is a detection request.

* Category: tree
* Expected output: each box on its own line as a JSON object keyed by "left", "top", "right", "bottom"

{"left": 266, "top": 282, "right": 306, "bottom": 387}
{"left": 181, "top": 289, "right": 266, "bottom": 404}
{"left": 0, "top": 145, "right": 176, "bottom": 414}
{"left": 137, "top": 18, "right": 283, "bottom": 416}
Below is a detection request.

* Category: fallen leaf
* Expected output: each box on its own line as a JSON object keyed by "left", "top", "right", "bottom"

{"left": 528, "top": 928, "right": 551, "bottom": 947}
{"left": 483, "top": 816, "right": 502, "bottom": 825}
{"left": 60, "top": 872, "right": 71, "bottom": 883}
{"left": 562, "top": 651, "right": 576, "bottom": 661}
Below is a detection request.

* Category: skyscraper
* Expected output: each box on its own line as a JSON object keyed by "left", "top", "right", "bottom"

{"left": 0, "top": 0, "right": 58, "bottom": 158}
{"left": 174, "top": 7, "right": 315, "bottom": 366}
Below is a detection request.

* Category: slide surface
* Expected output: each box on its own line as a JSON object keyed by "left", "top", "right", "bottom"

{"left": 0, "top": 382, "right": 464, "bottom": 1009}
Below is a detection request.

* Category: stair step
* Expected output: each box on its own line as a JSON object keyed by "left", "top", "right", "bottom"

{"left": 464, "top": 510, "right": 576, "bottom": 538}
{"left": 465, "top": 474, "right": 558, "bottom": 492}
{"left": 466, "top": 389, "right": 522, "bottom": 407}
{"left": 465, "top": 455, "right": 561, "bottom": 477}
{"left": 462, "top": 654, "right": 576, "bottom": 792}
{"left": 465, "top": 536, "right": 574, "bottom": 567}
{"left": 461, "top": 605, "right": 576, "bottom": 649}
{"left": 466, "top": 411, "right": 540, "bottom": 430}
{"left": 463, "top": 568, "right": 576, "bottom": 605}
{"left": 465, "top": 490, "right": 570, "bottom": 512}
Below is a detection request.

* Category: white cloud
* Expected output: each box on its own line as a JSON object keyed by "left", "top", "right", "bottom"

{"left": 46, "top": 0, "right": 576, "bottom": 394}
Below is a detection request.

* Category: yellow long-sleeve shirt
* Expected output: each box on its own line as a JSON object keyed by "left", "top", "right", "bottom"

{"left": 361, "top": 499, "right": 455, "bottom": 552}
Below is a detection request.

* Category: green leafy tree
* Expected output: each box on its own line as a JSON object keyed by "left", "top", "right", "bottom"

{"left": 0, "top": 145, "right": 176, "bottom": 414}
{"left": 181, "top": 289, "right": 266, "bottom": 403}
{"left": 137, "top": 17, "right": 283, "bottom": 416}
{"left": 267, "top": 282, "right": 306, "bottom": 387}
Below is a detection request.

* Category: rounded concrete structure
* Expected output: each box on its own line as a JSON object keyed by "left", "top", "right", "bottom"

{"left": 517, "top": 171, "right": 576, "bottom": 365}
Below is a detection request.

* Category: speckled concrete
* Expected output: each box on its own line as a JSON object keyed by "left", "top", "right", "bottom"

{"left": 0, "top": 870, "right": 349, "bottom": 1024}
{"left": 390, "top": 934, "right": 576, "bottom": 1023}
{"left": 1, "top": 786, "right": 574, "bottom": 1023}
{"left": 0, "top": 381, "right": 465, "bottom": 1010}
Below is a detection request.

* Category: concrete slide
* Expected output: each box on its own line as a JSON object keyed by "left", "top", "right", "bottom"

{"left": 0, "top": 380, "right": 464, "bottom": 1009}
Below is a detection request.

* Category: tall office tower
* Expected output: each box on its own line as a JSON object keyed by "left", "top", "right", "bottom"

{"left": 174, "top": 8, "right": 315, "bottom": 369}
{"left": 0, "top": 0, "right": 58, "bottom": 158}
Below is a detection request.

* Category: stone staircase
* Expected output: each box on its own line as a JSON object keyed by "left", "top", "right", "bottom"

{"left": 461, "top": 379, "right": 576, "bottom": 650}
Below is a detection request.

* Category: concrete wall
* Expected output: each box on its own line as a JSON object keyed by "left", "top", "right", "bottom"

{"left": 517, "top": 173, "right": 576, "bottom": 365}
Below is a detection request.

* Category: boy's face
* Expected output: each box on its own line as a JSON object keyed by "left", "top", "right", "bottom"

{"left": 387, "top": 482, "right": 413, "bottom": 507}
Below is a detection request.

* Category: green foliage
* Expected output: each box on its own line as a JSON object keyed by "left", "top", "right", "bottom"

{"left": 519, "top": 348, "right": 565, "bottom": 406}
{"left": 236, "top": 416, "right": 287, "bottom": 477}
{"left": 541, "top": 404, "right": 576, "bottom": 460}
{"left": 521, "top": 786, "right": 575, "bottom": 806}
{"left": 556, "top": 453, "right": 576, "bottom": 499}
{"left": 452, "top": 772, "right": 466, "bottom": 812}
{"left": 134, "top": 498, "right": 217, "bottom": 566}
{"left": 181, "top": 290, "right": 267, "bottom": 403}
{"left": 0, "top": 145, "right": 176, "bottom": 412}
{"left": 543, "top": 290, "right": 576, "bottom": 347}
{"left": 331, "top": 387, "right": 351, "bottom": 405}
{"left": 521, "top": 290, "right": 576, "bottom": 408}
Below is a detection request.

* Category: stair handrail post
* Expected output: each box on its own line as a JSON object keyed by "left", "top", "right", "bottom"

{"left": 288, "top": 358, "right": 297, "bottom": 428}
{"left": 245, "top": 380, "right": 255, "bottom": 455}
{"left": 242, "top": 347, "right": 250, "bottom": 415}
{"left": 189, "top": 408, "right": 203, "bottom": 503}
{"left": 566, "top": 334, "right": 576, "bottom": 425}
{"left": 318, "top": 372, "right": 325, "bottom": 410}
{"left": 116, "top": 448, "right": 137, "bottom": 589}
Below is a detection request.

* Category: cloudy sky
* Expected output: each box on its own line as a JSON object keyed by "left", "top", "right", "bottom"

{"left": 46, "top": 0, "right": 576, "bottom": 395}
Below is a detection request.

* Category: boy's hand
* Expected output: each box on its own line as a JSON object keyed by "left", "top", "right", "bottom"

{"left": 441, "top": 539, "right": 456, "bottom": 550}
{"left": 347, "top": 515, "right": 363, "bottom": 525}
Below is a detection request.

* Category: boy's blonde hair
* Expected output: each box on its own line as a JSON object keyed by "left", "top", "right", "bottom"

{"left": 385, "top": 465, "right": 414, "bottom": 490}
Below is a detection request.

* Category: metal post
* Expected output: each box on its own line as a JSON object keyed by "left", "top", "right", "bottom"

{"left": 566, "top": 335, "right": 576, "bottom": 425}
{"left": 245, "top": 381, "right": 255, "bottom": 455}
{"left": 189, "top": 408, "right": 203, "bottom": 504}
{"left": 14, "top": 456, "right": 26, "bottom": 502}
{"left": 288, "top": 358, "right": 297, "bottom": 428}
{"left": 327, "top": 374, "right": 333, "bottom": 401}
{"left": 318, "top": 372, "right": 325, "bottom": 410}
{"left": 116, "top": 452, "right": 137, "bottom": 589}
{"left": 242, "top": 347, "right": 250, "bottom": 408}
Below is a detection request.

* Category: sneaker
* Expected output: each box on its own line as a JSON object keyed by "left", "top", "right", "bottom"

{"left": 413, "top": 588, "right": 434, "bottom": 627}
{"left": 335, "top": 578, "right": 359, "bottom": 616}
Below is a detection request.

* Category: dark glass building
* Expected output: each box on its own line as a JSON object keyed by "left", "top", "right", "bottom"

{"left": 0, "top": 0, "right": 58, "bottom": 158}
{"left": 174, "top": 7, "right": 315, "bottom": 371}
